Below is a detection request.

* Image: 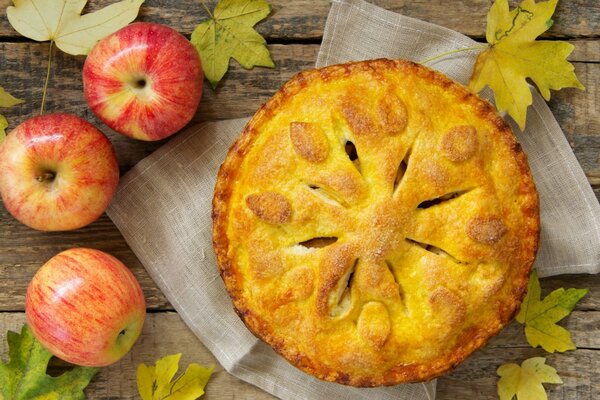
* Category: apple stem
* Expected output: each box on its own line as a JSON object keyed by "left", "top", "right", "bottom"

{"left": 40, "top": 40, "right": 54, "bottom": 116}
{"left": 418, "top": 44, "right": 488, "bottom": 65}
{"left": 36, "top": 172, "right": 55, "bottom": 183}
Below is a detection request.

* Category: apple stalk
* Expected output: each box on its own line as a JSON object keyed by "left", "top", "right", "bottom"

{"left": 40, "top": 40, "right": 54, "bottom": 115}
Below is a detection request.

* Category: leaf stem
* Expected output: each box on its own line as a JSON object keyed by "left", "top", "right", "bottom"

{"left": 200, "top": 1, "right": 214, "bottom": 18}
{"left": 419, "top": 44, "right": 489, "bottom": 65}
{"left": 40, "top": 40, "right": 54, "bottom": 115}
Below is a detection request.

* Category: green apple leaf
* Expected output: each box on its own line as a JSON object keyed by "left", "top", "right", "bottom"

{"left": 137, "top": 353, "right": 214, "bottom": 400}
{"left": 6, "top": 0, "right": 144, "bottom": 56}
{"left": 190, "top": 0, "right": 275, "bottom": 89}
{"left": 0, "top": 86, "right": 24, "bottom": 142}
{"left": 516, "top": 269, "right": 588, "bottom": 353}
{"left": 0, "top": 324, "right": 98, "bottom": 400}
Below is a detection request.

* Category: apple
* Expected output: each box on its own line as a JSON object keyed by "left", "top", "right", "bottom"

{"left": 0, "top": 113, "right": 119, "bottom": 231}
{"left": 83, "top": 22, "right": 204, "bottom": 141}
{"left": 26, "top": 248, "right": 146, "bottom": 367}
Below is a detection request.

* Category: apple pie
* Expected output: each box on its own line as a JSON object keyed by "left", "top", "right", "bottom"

{"left": 212, "top": 59, "right": 539, "bottom": 386}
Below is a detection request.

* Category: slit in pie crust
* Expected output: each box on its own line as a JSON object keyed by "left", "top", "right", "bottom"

{"left": 212, "top": 59, "right": 540, "bottom": 387}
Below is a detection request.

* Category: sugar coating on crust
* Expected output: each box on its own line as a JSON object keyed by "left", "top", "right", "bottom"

{"left": 290, "top": 122, "right": 330, "bottom": 163}
{"left": 212, "top": 59, "right": 539, "bottom": 387}
{"left": 245, "top": 192, "right": 292, "bottom": 224}
{"left": 441, "top": 125, "right": 478, "bottom": 162}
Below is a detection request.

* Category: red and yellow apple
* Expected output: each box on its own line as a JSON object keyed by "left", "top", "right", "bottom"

{"left": 0, "top": 113, "right": 119, "bottom": 231}
{"left": 26, "top": 248, "right": 146, "bottom": 367}
{"left": 83, "top": 22, "right": 204, "bottom": 141}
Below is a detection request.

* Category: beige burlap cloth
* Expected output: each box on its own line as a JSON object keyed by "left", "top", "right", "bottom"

{"left": 107, "top": 0, "right": 600, "bottom": 398}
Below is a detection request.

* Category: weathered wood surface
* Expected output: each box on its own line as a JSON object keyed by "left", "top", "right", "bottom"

{"left": 0, "top": 42, "right": 598, "bottom": 173}
{"left": 0, "top": 0, "right": 599, "bottom": 40}
{"left": 1, "top": 312, "right": 598, "bottom": 399}
{"left": 0, "top": 0, "right": 599, "bottom": 398}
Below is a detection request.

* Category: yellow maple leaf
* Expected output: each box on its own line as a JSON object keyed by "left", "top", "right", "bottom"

{"left": 6, "top": 0, "right": 144, "bottom": 55}
{"left": 137, "top": 354, "right": 213, "bottom": 400}
{"left": 469, "top": 0, "right": 584, "bottom": 130}
{"left": 497, "top": 357, "right": 562, "bottom": 400}
{"left": 190, "top": 0, "right": 275, "bottom": 89}
{"left": 516, "top": 269, "right": 588, "bottom": 353}
{"left": 0, "top": 115, "right": 8, "bottom": 139}
{"left": 0, "top": 86, "right": 24, "bottom": 108}
{"left": 0, "top": 86, "right": 24, "bottom": 141}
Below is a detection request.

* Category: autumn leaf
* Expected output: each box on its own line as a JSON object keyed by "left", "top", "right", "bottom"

{"left": 6, "top": 0, "right": 144, "bottom": 55}
{"left": 0, "top": 87, "right": 23, "bottom": 108}
{"left": 497, "top": 357, "right": 562, "bottom": 400}
{"left": 0, "top": 86, "right": 24, "bottom": 141}
{"left": 0, "top": 324, "right": 98, "bottom": 400}
{"left": 137, "top": 353, "right": 213, "bottom": 400}
{"left": 516, "top": 269, "right": 588, "bottom": 353}
{"left": 469, "top": 0, "right": 584, "bottom": 130}
{"left": 190, "top": 0, "right": 275, "bottom": 88}
{"left": 0, "top": 115, "right": 8, "bottom": 141}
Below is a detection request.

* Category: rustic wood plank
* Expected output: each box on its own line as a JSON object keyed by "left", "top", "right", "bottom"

{"left": 0, "top": 211, "right": 171, "bottom": 312}
{"left": 0, "top": 41, "right": 599, "bottom": 312}
{"left": 1, "top": 312, "right": 597, "bottom": 399}
{"left": 489, "top": 311, "right": 600, "bottom": 350}
{"left": 0, "top": 42, "right": 597, "bottom": 174}
{"left": 0, "top": 313, "right": 275, "bottom": 399}
{"left": 1, "top": 1, "right": 598, "bottom": 398}
{"left": 1, "top": 192, "right": 599, "bottom": 314}
{"left": 437, "top": 347, "right": 600, "bottom": 399}
{"left": 0, "top": 0, "right": 598, "bottom": 40}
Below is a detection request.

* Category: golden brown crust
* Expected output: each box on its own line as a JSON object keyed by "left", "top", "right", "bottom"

{"left": 245, "top": 192, "right": 292, "bottom": 224}
{"left": 290, "top": 122, "right": 330, "bottom": 163}
{"left": 212, "top": 59, "right": 540, "bottom": 387}
{"left": 441, "top": 125, "right": 478, "bottom": 162}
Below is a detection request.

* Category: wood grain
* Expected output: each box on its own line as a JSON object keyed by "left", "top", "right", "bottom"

{"left": 0, "top": 0, "right": 598, "bottom": 40}
{"left": 0, "top": 313, "right": 275, "bottom": 400}
{"left": 1, "top": 312, "right": 597, "bottom": 399}
{"left": 0, "top": 0, "right": 599, "bottom": 398}
{"left": 0, "top": 41, "right": 598, "bottom": 312}
{"left": 0, "top": 41, "right": 598, "bottom": 173}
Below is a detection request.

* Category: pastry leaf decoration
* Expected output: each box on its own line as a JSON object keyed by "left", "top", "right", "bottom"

{"left": 6, "top": 0, "right": 144, "bottom": 56}
{"left": 137, "top": 353, "right": 214, "bottom": 400}
{"left": 516, "top": 269, "right": 588, "bottom": 353}
{"left": 468, "top": 0, "right": 584, "bottom": 130}
{"left": 190, "top": 0, "right": 275, "bottom": 89}
{"left": 497, "top": 357, "right": 562, "bottom": 400}
{"left": 0, "top": 87, "right": 24, "bottom": 141}
{"left": 0, "top": 324, "right": 98, "bottom": 400}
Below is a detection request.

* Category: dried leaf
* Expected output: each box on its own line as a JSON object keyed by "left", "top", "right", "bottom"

{"left": 137, "top": 353, "right": 213, "bottom": 400}
{"left": 190, "top": 0, "right": 275, "bottom": 88}
{"left": 0, "top": 86, "right": 24, "bottom": 141}
{"left": 0, "top": 87, "right": 24, "bottom": 108}
{"left": 7, "top": 0, "right": 144, "bottom": 55}
{"left": 0, "top": 115, "right": 9, "bottom": 141}
{"left": 469, "top": 0, "right": 584, "bottom": 130}
{"left": 516, "top": 269, "right": 588, "bottom": 352}
{"left": 497, "top": 357, "right": 562, "bottom": 400}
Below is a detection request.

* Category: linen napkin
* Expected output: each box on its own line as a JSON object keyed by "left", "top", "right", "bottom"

{"left": 107, "top": 0, "right": 600, "bottom": 399}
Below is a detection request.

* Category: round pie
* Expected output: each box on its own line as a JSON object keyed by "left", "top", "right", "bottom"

{"left": 212, "top": 59, "right": 539, "bottom": 386}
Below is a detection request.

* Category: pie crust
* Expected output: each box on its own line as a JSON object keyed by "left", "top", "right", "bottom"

{"left": 212, "top": 59, "right": 539, "bottom": 386}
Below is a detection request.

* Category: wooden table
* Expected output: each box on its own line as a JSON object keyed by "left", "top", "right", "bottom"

{"left": 0, "top": 0, "right": 598, "bottom": 398}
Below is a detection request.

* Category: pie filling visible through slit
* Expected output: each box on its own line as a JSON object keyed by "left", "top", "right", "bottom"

{"left": 212, "top": 59, "right": 539, "bottom": 387}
